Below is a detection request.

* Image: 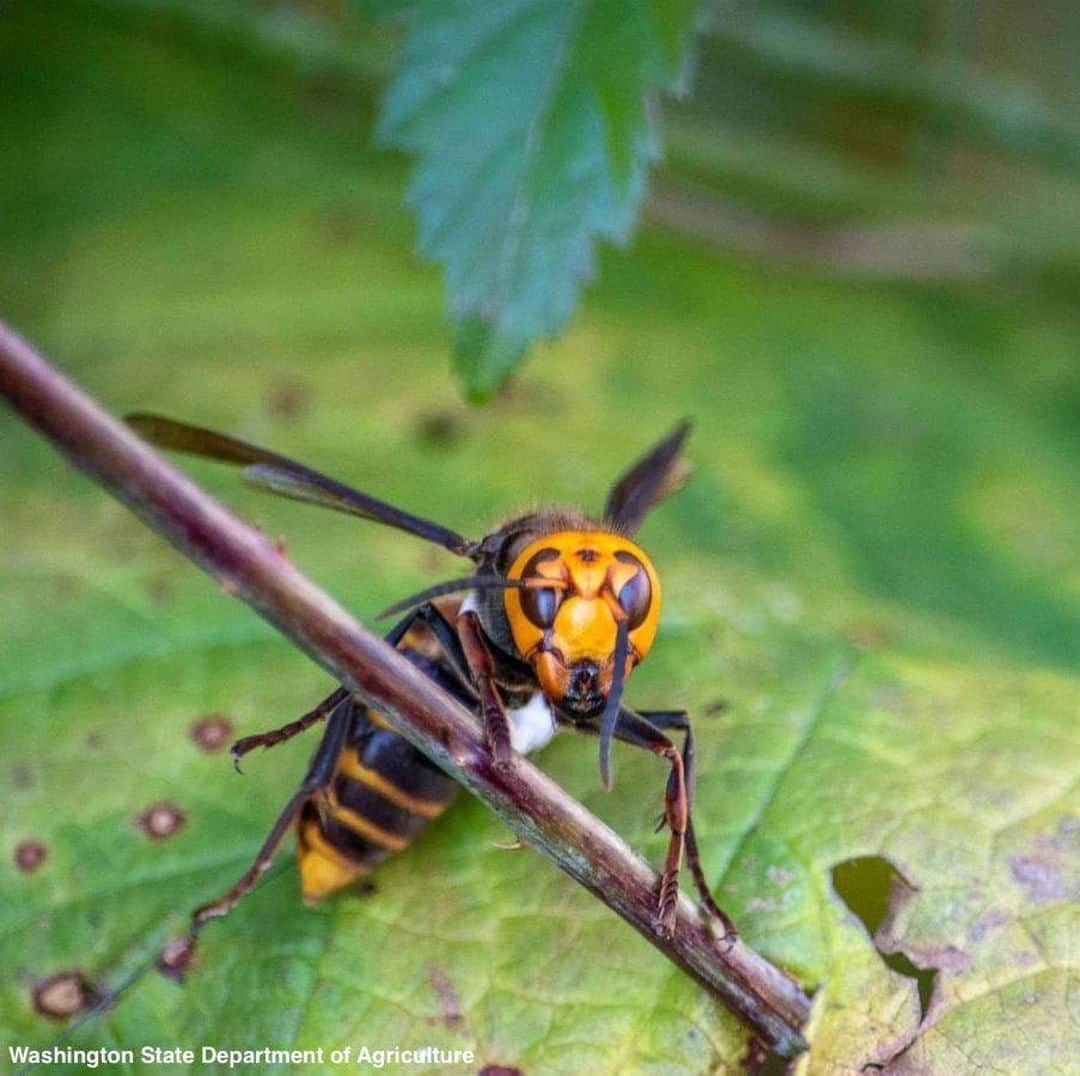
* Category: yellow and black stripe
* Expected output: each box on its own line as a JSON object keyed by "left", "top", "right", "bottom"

{"left": 297, "top": 646, "right": 465, "bottom": 901}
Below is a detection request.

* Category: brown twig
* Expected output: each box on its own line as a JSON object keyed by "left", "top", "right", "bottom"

{"left": 0, "top": 321, "right": 811, "bottom": 1058}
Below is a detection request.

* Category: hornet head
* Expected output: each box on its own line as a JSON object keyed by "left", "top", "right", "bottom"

{"left": 503, "top": 530, "right": 661, "bottom": 721}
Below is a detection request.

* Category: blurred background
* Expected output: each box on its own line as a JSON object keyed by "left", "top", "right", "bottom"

{"left": 4, "top": 0, "right": 1076, "bottom": 665}
{"left": 1, "top": 2, "right": 1077, "bottom": 1072}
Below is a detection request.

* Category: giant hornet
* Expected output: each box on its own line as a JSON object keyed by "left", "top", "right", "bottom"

{"left": 126, "top": 414, "right": 736, "bottom": 958}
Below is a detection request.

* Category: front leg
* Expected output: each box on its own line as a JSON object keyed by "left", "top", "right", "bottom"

{"left": 602, "top": 707, "right": 688, "bottom": 934}
{"left": 456, "top": 610, "right": 514, "bottom": 768}
{"left": 638, "top": 709, "right": 737, "bottom": 946}
{"left": 609, "top": 707, "right": 736, "bottom": 944}
{"left": 639, "top": 708, "right": 697, "bottom": 807}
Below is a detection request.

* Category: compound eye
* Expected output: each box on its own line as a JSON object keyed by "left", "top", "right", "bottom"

{"left": 614, "top": 551, "right": 652, "bottom": 630}
{"left": 518, "top": 547, "right": 562, "bottom": 629}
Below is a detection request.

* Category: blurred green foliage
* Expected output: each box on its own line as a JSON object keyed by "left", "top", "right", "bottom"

{"left": 1, "top": 2, "right": 1078, "bottom": 1073}
{"left": 40, "top": 0, "right": 1080, "bottom": 394}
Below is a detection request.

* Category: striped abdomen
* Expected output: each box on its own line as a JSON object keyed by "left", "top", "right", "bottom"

{"left": 296, "top": 647, "right": 466, "bottom": 902}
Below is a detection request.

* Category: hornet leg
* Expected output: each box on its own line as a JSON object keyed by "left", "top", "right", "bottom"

{"left": 608, "top": 708, "right": 736, "bottom": 943}
{"left": 161, "top": 696, "right": 353, "bottom": 975}
{"left": 230, "top": 686, "right": 348, "bottom": 769}
{"left": 391, "top": 601, "right": 475, "bottom": 694}
{"left": 636, "top": 709, "right": 737, "bottom": 946}
{"left": 229, "top": 601, "right": 473, "bottom": 768}
{"left": 456, "top": 610, "right": 514, "bottom": 768}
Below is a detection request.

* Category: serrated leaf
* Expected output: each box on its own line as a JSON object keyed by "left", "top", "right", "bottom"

{"left": 377, "top": 0, "right": 699, "bottom": 399}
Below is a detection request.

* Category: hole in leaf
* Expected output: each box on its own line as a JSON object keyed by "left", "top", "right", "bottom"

{"left": 882, "top": 950, "right": 936, "bottom": 1018}
{"left": 832, "top": 856, "right": 937, "bottom": 1020}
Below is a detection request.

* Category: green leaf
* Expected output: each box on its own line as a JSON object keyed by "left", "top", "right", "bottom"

{"left": 377, "top": 0, "right": 699, "bottom": 399}
{"left": 451, "top": 316, "right": 526, "bottom": 404}
{"left": 3, "top": 5, "right": 1079, "bottom": 1072}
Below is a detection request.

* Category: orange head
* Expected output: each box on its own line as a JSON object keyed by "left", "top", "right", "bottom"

{"left": 503, "top": 531, "right": 661, "bottom": 719}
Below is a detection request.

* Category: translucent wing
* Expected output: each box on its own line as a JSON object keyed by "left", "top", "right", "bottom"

{"left": 603, "top": 420, "right": 692, "bottom": 534}
{"left": 127, "top": 413, "right": 475, "bottom": 556}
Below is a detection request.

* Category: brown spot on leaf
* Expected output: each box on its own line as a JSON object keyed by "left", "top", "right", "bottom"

{"left": 478, "top": 1068, "right": 523, "bottom": 1076}
{"left": 704, "top": 699, "right": 730, "bottom": 716}
{"left": 156, "top": 934, "right": 196, "bottom": 982}
{"left": 266, "top": 380, "right": 310, "bottom": 421}
{"left": 32, "top": 970, "right": 97, "bottom": 1020}
{"left": 427, "top": 965, "right": 465, "bottom": 1031}
{"left": 136, "top": 802, "right": 186, "bottom": 840}
{"left": 11, "top": 766, "right": 33, "bottom": 789}
{"left": 414, "top": 408, "right": 465, "bottom": 450}
{"left": 14, "top": 839, "right": 47, "bottom": 873}
{"left": 190, "top": 713, "right": 234, "bottom": 753}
